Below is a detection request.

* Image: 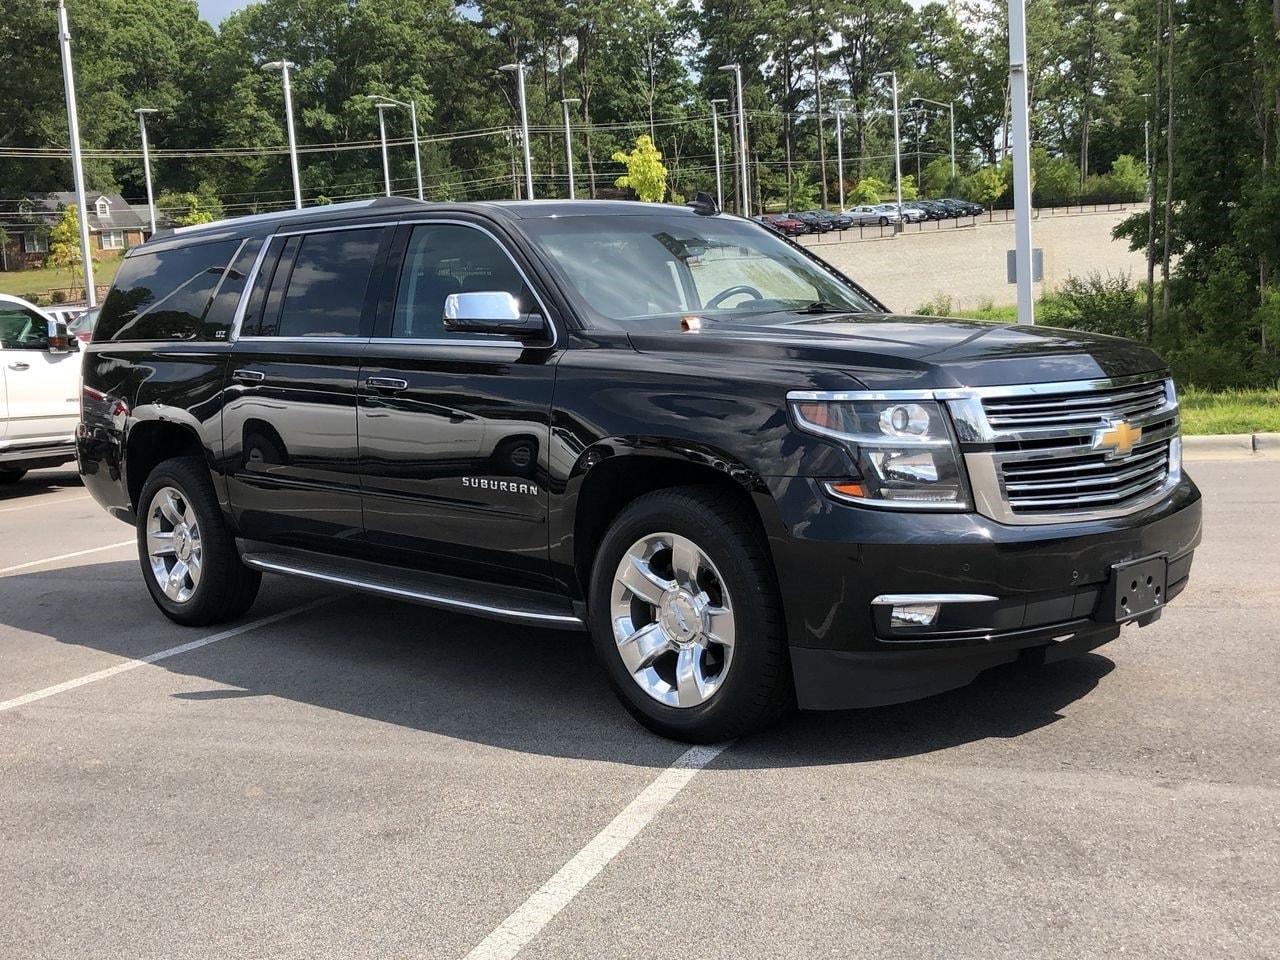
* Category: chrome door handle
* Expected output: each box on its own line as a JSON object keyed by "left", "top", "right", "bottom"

{"left": 8, "top": 361, "right": 30, "bottom": 371}
{"left": 233, "top": 369, "right": 266, "bottom": 383}
{"left": 365, "top": 377, "right": 408, "bottom": 392}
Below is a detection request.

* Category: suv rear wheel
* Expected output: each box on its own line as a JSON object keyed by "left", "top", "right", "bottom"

{"left": 137, "top": 457, "right": 261, "bottom": 626}
{"left": 589, "top": 486, "right": 793, "bottom": 742}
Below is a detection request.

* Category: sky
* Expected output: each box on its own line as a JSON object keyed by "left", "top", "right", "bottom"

{"left": 198, "top": 0, "right": 250, "bottom": 26}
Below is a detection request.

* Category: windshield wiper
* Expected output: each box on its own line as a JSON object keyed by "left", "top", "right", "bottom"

{"left": 794, "top": 300, "right": 848, "bottom": 314}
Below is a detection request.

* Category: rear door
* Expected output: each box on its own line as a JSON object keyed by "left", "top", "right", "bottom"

{"left": 0, "top": 301, "right": 79, "bottom": 444}
{"left": 223, "top": 224, "right": 390, "bottom": 549}
{"left": 357, "top": 219, "right": 561, "bottom": 589}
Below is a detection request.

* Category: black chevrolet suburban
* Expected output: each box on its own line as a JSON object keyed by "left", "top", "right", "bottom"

{"left": 77, "top": 197, "right": 1202, "bottom": 742}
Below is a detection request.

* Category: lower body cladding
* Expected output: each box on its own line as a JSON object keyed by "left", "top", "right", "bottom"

{"left": 760, "top": 474, "right": 1203, "bottom": 710}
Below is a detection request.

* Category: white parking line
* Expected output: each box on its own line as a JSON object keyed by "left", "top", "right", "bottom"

{"left": 0, "top": 494, "right": 91, "bottom": 515}
{"left": 0, "top": 539, "right": 135, "bottom": 576}
{"left": 0, "top": 597, "right": 333, "bottom": 714}
{"left": 461, "top": 742, "right": 730, "bottom": 960}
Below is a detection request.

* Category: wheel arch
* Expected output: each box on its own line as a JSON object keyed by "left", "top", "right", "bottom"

{"left": 124, "top": 412, "right": 209, "bottom": 514}
{"left": 558, "top": 438, "right": 781, "bottom": 604}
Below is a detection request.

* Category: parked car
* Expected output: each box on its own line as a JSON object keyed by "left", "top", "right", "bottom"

{"left": 885, "top": 203, "right": 929, "bottom": 223}
{"left": 754, "top": 213, "right": 808, "bottom": 236}
{"left": 913, "top": 200, "right": 952, "bottom": 220}
{"left": 78, "top": 197, "right": 1201, "bottom": 742}
{"left": 844, "top": 204, "right": 900, "bottom": 226}
{"left": 806, "top": 210, "right": 853, "bottom": 231}
{"left": 0, "top": 293, "right": 81, "bottom": 482}
{"left": 940, "top": 198, "right": 983, "bottom": 217}
{"left": 68, "top": 305, "right": 101, "bottom": 344}
{"left": 791, "top": 211, "right": 833, "bottom": 232}
{"left": 44, "top": 304, "right": 87, "bottom": 326}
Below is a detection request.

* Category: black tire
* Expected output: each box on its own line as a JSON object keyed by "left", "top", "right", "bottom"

{"left": 0, "top": 469, "right": 27, "bottom": 484}
{"left": 878, "top": 216, "right": 889, "bottom": 226}
{"left": 588, "top": 485, "right": 793, "bottom": 743}
{"left": 137, "top": 457, "right": 261, "bottom": 627}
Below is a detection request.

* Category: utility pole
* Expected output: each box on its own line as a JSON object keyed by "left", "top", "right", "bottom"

{"left": 710, "top": 99, "right": 727, "bottom": 212}
{"left": 367, "top": 95, "right": 424, "bottom": 201}
{"left": 374, "top": 102, "right": 392, "bottom": 195}
{"left": 499, "top": 63, "right": 534, "bottom": 200}
{"left": 1008, "top": 0, "right": 1035, "bottom": 324}
{"left": 834, "top": 102, "right": 848, "bottom": 211}
{"left": 56, "top": 0, "right": 95, "bottom": 305}
{"left": 135, "top": 108, "right": 159, "bottom": 236}
{"left": 875, "top": 72, "right": 904, "bottom": 223}
{"left": 560, "top": 98, "right": 580, "bottom": 198}
{"left": 719, "top": 64, "right": 750, "bottom": 216}
{"left": 262, "top": 61, "right": 302, "bottom": 209}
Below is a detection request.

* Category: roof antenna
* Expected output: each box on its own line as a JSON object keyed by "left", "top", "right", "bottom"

{"left": 685, "top": 192, "right": 719, "bottom": 216}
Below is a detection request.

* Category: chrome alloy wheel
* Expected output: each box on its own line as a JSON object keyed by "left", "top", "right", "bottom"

{"left": 609, "top": 533, "right": 736, "bottom": 709}
{"left": 146, "top": 486, "right": 203, "bottom": 603}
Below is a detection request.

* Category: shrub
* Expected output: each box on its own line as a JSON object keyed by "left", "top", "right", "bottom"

{"left": 1038, "top": 272, "right": 1143, "bottom": 339}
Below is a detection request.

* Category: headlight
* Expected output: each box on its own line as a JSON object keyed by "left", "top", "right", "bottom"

{"left": 790, "top": 397, "right": 971, "bottom": 510}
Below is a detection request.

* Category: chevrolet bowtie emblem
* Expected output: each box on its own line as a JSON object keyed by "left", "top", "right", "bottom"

{"left": 1094, "top": 419, "right": 1142, "bottom": 458}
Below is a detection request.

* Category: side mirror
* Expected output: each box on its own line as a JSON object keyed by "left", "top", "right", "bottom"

{"left": 46, "top": 319, "right": 77, "bottom": 354}
{"left": 443, "top": 291, "right": 549, "bottom": 341}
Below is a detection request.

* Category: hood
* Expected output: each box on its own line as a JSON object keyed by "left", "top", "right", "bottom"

{"left": 626, "top": 313, "right": 1165, "bottom": 390}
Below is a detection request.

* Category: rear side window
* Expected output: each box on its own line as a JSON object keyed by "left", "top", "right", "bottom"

{"left": 271, "top": 229, "right": 383, "bottom": 338}
{"left": 95, "top": 239, "right": 240, "bottom": 342}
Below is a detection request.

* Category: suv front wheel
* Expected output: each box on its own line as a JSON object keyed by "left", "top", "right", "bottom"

{"left": 589, "top": 486, "right": 793, "bottom": 742}
{"left": 137, "top": 457, "right": 261, "bottom": 626}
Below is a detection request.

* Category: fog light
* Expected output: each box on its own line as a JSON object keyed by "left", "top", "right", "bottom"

{"left": 890, "top": 603, "right": 940, "bottom": 628}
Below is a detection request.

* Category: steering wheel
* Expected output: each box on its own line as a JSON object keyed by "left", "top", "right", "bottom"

{"left": 705, "top": 284, "right": 764, "bottom": 309}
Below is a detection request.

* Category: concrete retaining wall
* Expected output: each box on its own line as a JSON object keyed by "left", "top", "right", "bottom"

{"left": 800, "top": 208, "right": 1148, "bottom": 315}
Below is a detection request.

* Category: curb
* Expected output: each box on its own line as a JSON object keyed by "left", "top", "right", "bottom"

{"left": 1182, "top": 433, "right": 1280, "bottom": 461}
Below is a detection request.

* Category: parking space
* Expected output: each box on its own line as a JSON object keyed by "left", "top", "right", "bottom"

{"left": 1, "top": 463, "right": 1276, "bottom": 959}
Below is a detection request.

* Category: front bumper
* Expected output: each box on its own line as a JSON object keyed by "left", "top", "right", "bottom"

{"left": 761, "top": 473, "right": 1202, "bottom": 709}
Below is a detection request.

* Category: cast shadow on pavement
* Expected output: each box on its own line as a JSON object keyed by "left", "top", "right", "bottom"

{"left": 0, "top": 469, "right": 83, "bottom": 504}
{"left": 5, "top": 561, "right": 1114, "bottom": 769}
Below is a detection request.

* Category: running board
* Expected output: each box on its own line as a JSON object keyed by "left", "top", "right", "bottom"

{"left": 238, "top": 544, "right": 587, "bottom": 630}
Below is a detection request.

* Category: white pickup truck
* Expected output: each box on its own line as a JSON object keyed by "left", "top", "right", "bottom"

{"left": 0, "top": 293, "right": 81, "bottom": 483}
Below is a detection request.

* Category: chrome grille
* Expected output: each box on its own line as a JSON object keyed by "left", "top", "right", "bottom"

{"left": 948, "top": 374, "right": 1182, "bottom": 525}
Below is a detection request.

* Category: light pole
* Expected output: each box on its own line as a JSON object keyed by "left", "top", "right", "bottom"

{"left": 374, "top": 102, "right": 392, "bottom": 196}
{"left": 910, "top": 96, "right": 956, "bottom": 182}
{"left": 1008, "top": 0, "right": 1035, "bottom": 324}
{"left": 833, "top": 101, "right": 851, "bottom": 211}
{"left": 875, "top": 71, "right": 903, "bottom": 222}
{"left": 367, "top": 95, "right": 423, "bottom": 201}
{"left": 560, "top": 98, "right": 580, "bottom": 198}
{"left": 710, "top": 98, "right": 727, "bottom": 212}
{"left": 499, "top": 63, "right": 534, "bottom": 200}
{"left": 56, "top": 0, "right": 95, "bottom": 306}
{"left": 134, "top": 108, "right": 159, "bottom": 236}
{"left": 718, "top": 64, "right": 749, "bottom": 217}
{"left": 262, "top": 60, "right": 302, "bottom": 209}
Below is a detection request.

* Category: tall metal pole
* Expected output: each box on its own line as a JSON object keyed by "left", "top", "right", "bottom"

{"left": 56, "top": 0, "right": 95, "bottom": 306}
{"left": 263, "top": 61, "right": 302, "bottom": 209}
{"left": 835, "top": 107, "right": 845, "bottom": 210}
{"left": 375, "top": 104, "right": 391, "bottom": 195}
{"left": 561, "top": 98, "right": 580, "bottom": 199}
{"left": 719, "top": 64, "right": 749, "bottom": 216}
{"left": 1008, "top": 0, "right": 1035, "bottom": 324}
{"left": 135, "top": 108, "right": 158, "bottom": 236}
{"left": 949, "top": 101, "right": 956, "bottom": 181}
{"left": 877, "top": 72, "right": 903, "bottom": 220}
{"left": 408, "top": 100, "right": 423, "bottom": 201}
{"left": 500, "top": 64, "right": 534, "bottom": 200}
{"left": 710, "top": 99, "right": 727, "bottom": 212}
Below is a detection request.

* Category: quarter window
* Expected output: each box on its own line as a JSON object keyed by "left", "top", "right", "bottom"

{"left": 271, "top": 229, "right": 383, "bottom": 338}
{"left": 391, "top": 224, "right": 533, "bottom": 339}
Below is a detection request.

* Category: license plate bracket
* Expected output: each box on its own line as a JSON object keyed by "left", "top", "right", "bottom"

{"left": 1102, "top": 554, "right": 1168, "bottom": 623}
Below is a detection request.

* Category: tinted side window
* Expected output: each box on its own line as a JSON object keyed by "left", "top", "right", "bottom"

{"left": 0, "top": 305, "right": 49, "bottom": 350}
{"left": 201, "top": 238, "right": 264, "bottom": 340}
{"left": 95, "top": 239, "right": 240, "bottom": 342}
{"left": 274, "top": 229, "right": 383, "bottom": 338}
{"left": 392, "top": 225, "right": 532, "bottom": 339}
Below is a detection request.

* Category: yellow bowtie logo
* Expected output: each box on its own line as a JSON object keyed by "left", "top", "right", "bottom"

{"left": 1094, "top": 419, "right": 1143, "bottom": 458}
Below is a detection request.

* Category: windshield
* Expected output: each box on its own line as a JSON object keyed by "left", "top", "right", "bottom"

{"left": 521, "top": 213, "right": 879, "bottom": 330}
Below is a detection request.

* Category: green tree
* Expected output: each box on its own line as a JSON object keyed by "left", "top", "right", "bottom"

{"left": 612, "top": 135, "right": 668, "bottom": 202}
{"left": 157, "top": 189, "right": 225, "bottom": 226}
{"left": 961, "top": 164, "right": 1007, "bottom": 207}
{"left": 46, "top": 205, "right": 82, "bottom": 287}
{"left": 848, "top": 176, "right": 889, "bottom": 204}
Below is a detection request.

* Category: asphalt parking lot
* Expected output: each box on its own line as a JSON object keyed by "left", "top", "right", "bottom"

{"left": 2, "top": 461, "right": 1276, "bottom": 960}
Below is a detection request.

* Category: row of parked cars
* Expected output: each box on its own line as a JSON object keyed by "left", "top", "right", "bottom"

{"left": 754, "top": 198, "right": 985, "bottom": 236}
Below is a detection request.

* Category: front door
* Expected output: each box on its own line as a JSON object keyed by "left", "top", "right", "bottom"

{"left": 0, "top": 301, "right": 80, "bottom": 445}
{"left": 358, "top": 220, "right": 560, "bottom": 589}
{"left": 223, "top": 225, "right": 389, "bottom": 549}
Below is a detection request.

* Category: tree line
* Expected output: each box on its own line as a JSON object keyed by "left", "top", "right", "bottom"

{"left": 0, "top": 0, "right": 1277, "bottom": 386}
